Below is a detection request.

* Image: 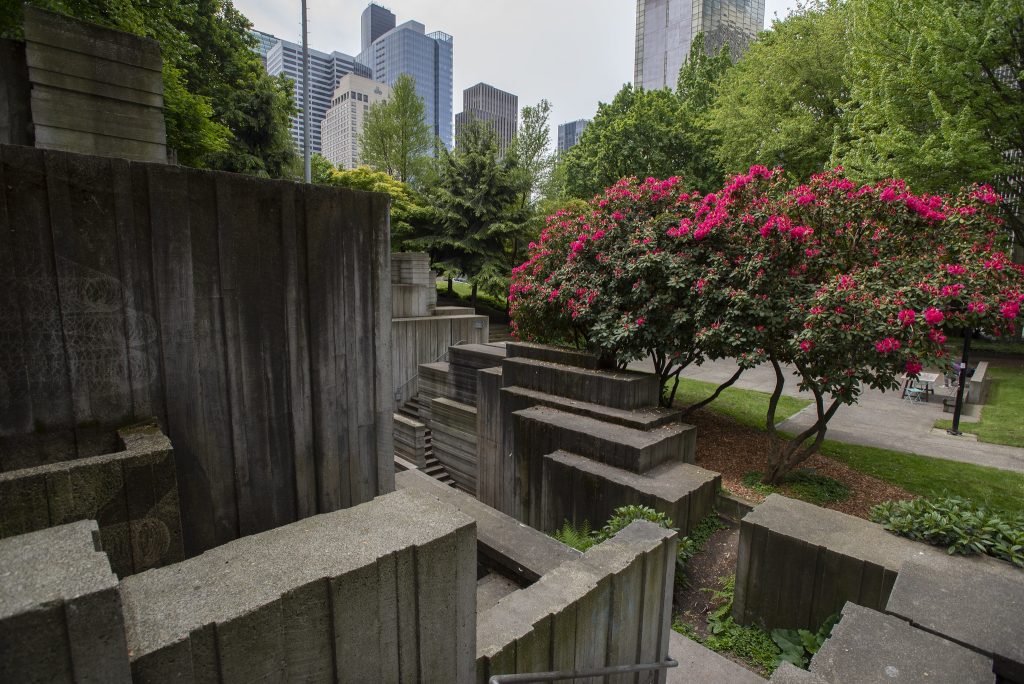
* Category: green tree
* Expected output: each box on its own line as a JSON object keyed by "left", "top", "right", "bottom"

{"left": 3, "top": 0, "right": 296, "bottom": 176}
{"left": 835, "top": 0, "right": 1024, "bottom": 241}
{"left": 415, "top": 119, "right": 523, "bottom": 302}
{"left": 359, "top": 74, "right": 434, "bottom": 183}
{"left": 710, "top": 1, "right": 848, "bottom": 180}
{"left": 310, "top": 153, "right": 336, "bottom": 184}
{"left": 562, "top": 39, "right": 730, "bottom": 200}
{"left": 321, "top": 165, "right": 432, "bottom": 249}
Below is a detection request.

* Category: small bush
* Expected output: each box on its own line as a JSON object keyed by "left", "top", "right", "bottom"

{"left": 771, "top": 614, "right": 839, "bottom": 669}
{"left": 870, "top": 496, "right": 1024, "bottom": 568}
{"left": 601, "top": 504, "right": 675, "bottom": 539}
{"left": 553, "top": 519, "right": 598, "bottom": 552}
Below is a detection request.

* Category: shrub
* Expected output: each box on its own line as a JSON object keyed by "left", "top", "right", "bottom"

{"left": 772, "top": 614, "right": 839, "bottom": 669}
{"left": 870, "top": 496, "right": 1024, "bottom": 568}
{"left": 552, "top": 519, "right": 598, "bottom": 552}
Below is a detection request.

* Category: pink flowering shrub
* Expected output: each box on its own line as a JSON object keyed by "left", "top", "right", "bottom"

{"left": 510, "top": 168, "right": 1023, "bottom": 480}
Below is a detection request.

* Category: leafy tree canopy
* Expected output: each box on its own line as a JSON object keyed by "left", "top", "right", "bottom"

{"left": 562, "top": 34, "right": 730, "bottom": 200}
{"left": 710, "top": 0, "right": 848, "bottom": 180}
{"left": 835, "top": 0, "right": 1024, "bottom": 240}
{"left": 4, "top": 0, "right": 297, "bottom": 176}
{"left": 359, "top": 73, "right": 434, "bottom": 184}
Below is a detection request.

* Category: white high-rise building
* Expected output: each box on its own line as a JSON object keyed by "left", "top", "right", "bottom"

{"left": 321, "top": 74, "right": 392, "bottom": 169}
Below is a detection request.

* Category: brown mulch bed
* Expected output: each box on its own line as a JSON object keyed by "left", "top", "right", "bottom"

{"left": 688, "top": 409, "right": 913, "bottom": 519}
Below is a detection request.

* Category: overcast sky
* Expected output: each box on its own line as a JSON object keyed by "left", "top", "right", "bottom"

{"left": 234, "top": 0, "right": 795, "bottom": 138}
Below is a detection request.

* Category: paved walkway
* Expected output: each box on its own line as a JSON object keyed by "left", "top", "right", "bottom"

{"left": 629, "top": 357, "right": 1024, "bottom": 475}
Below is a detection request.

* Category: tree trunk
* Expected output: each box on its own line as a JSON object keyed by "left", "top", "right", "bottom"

{"left": 680, "top": 366, "right": 743, "bottom": 416}
{"left": 447, "top": 276, "right": 453, "bottom": 295}
{"left": 763, "top": 387, "right": 842, "bottom": 484}
{"left": 471, "top": 283, "right": 478, "bottom": 305}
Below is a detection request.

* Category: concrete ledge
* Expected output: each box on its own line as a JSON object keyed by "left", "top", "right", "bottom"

{"left": 503, "top": 356, "right": 661, "bottom": 410}
{"left": 430, "top": 398, "right": 479, "bottom": 495}
{"left": 0, "top": 422, "right": 183, "bottom": 577}
{"left": 504, "top": 341, "right": 600, "bottom": 369}
{"left": 120, "top": 488, "right": 477, "bottom": 683}
{"left": 393, "top": 413, "right": 428, "bottom": 467}
{"left": 0, "top": 520, "right": 131, "bottom": 683}
{"left": 886, "top": 559, "right": 1024, "bottom": 683}
{"left": 810, "top": 603, "right": 994, "bottom": 683}
{"left": 769, "top": 662, "right": 826, "bottom": 683}
{"left": 434, "top": 306, "right": 476, "bottom": 316}
{"left": 476, "top": 520, "right": 677, "bottom": 683}
{"left": 448, "top": 344, "right": 508, "bottom": 406}
{"left": 541, "top": 450, "right": 720, "bottom": 535}
{"left": 397, "top": 469, "right": 580, "bottom": 583}
{"left": 501, "top": 385, "right": 682, "bottom": 430}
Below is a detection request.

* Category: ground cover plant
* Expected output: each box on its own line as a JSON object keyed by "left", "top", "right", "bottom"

{"left": 771, "top": 614, "right": 839, "bottom": 669}
{"left": 511, "top": 168, "right": 1024, "bottom": 484}
{"left": 741, "top": 469, "right": 851, "bottom": 505}
{"left": 870, "top": 495, "right": 1024, "bottom": 568}
{"left": 674, "top": 576, "right": 781, "bottom": 676}
{"left": 934, "top": 365, "right": 1024, "bottom": 447}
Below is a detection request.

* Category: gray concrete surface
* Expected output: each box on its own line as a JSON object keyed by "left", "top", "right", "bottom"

{"left": 668, "top": 630, "right": 765, "bottom": 683}
{"left": 630, "top": 356, "right": 1024, "bottom": 474}
{"left": 0, "top": 520, "right": 131, "bottom": 683}
{"left": 887, "top": 559, "right": 1024, "bottom": 683}
{"left": 811, "top": 603, "right": 994, "bottom": 683}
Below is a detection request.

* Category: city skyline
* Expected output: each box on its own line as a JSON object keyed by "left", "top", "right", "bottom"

{"left": 235, "top": 1, "right": 793, "bottom": 150}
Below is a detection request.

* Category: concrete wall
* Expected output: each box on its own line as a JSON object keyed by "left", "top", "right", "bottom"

{"left": 0, "top": 422, "right": 183, "bottom": 577}
{"left": 477, "top": 519, "right": 678, "bottom": 683}
{"left": 0, "top": 38, "right": 34, "bottom": 147}
{"left": 120, "top": 488, "right": 477, "bottom": 683}
{"left": 0, "top": 144, "right": 394, "bottom": 555}
{"left": 20, "top": 8, "right": 167, "bottom": 163}
{"left": 0, "top": 520, "right": 132, "bottom": 683}
{"left": 393, "top": 315, "right": 488, "bottom": 406}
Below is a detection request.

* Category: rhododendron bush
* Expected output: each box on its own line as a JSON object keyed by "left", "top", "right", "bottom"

{"left": 510, "top": 167, "right": 1024, "bottom": 483}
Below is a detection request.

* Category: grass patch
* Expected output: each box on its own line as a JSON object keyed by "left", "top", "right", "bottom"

{"left": 435, "top": 280, "right": 507, "bottom": 311}
{"left": 671, "top": 377, "right": 810, "bottom": 429}
{"left": 934, "top": 365, "right": 1024, "bottom": 448}
{"left": 946, "top": 335, "right": 1024, "bottom": 357}
{"left": 742, "top": 469, "right": 851, "bottom": 505}
{"left": 821, "top": 440, "right": 1024, "bottom": 516}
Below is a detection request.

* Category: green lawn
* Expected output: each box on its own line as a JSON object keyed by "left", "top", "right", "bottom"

{"left": 820, "top": 440, "right": 1024, "bottom": 515}
{"left": 934, "top": 365, "right": 1024, "bottom": 448}
{"left": 435, "top": 280, "right": 507, "bottom": 312}
{"left": 671, "top": 377, "right": 810, "bottom": 429}
{"left": 671, "top": 376, "right": 1024, "bottom": 516}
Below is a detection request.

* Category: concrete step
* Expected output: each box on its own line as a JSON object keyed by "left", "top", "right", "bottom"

{"left": 512, "top": 405, "right": 696, "bottom": 474}
{"left": 501, "top": 385, "right": 682, "bottom": 431}
{"left": 504, "top": 341, "right": 600, "bottom": 370}
{"left": 541, "top": 450, "right": 720, "bottom": 535}
{"left": 476, "top": 572, "right": 520, "bottom": 614}
{"left": 503, "top": 356, "right": 661, "bottom": 410}
{"left": 885, "top": 559, "right": 1024, "bottom": 682}
{"left": 809, "top": 603, "right": 995, "bottom": 683}
{"left": 448, "top": 344, "right": 507, "bottom": 405}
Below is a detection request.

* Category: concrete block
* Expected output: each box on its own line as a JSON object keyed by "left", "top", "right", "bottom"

{"left": 430, "top": 398, "right": 478, "bottom": 494}
{"left": 120, "top": 488, "right": 477, "bottom": 683}
{"left": 504, "top": 342, "right": 600, "bottom": 369}
{"left": 811, "top": 603, "right": 994, "bottom": 683}
{"left": 886, "top": 559, "right": 1024, "bottom": 683}
{"left": 768, "top": 662, "right": 824, "bottom": 683}
{"left": 501, "top": 385, "right": 682, "bottom": 431}
{"left": 541, "top": 450, "right": 720, "bottom": 535}
{"left": 0, "top": 520, "right": 131, "bottom": 683}
{"left": 733, "top": 494, "right": 968, "bottom": 631}
{"left": 397, "top": 469, "right": 580, "bottom": 583}
{"left": 503, "top": 356, "right": 661, "bottom": 410}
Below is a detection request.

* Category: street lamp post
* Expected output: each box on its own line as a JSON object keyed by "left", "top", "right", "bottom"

{"left": 301, "top": 0, "right": 311, "bottom": 183}
{"left": 947, "top": 328, "right": 972, "bottom": 436}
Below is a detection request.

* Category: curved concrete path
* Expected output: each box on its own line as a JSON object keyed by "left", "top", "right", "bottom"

{"left": 629, "top": 357, "right": 1024, "bottom": 475}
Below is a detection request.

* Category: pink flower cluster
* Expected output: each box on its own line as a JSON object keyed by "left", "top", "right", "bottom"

{"left": 875, "top": 337, "right": 902, "bottom": 354}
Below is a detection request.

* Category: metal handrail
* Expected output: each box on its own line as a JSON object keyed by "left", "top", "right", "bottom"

{"left": 393, "top": 340, "right": 466, "bottom": 403}
{"left": 488, "top": 657, "right": 678, "bottom": 683}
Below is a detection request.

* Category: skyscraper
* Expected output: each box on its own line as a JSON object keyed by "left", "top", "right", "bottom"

{"left": 264, "top": 36, "right": 371, "bottom": 154}
{"left": 633, "top": 0, "right": 765, "bottom": 91}
{"left": 357, "top": 6, "right": 454, "bottom": 149}
{"left": 250, "top": 29, "right": 278, "bottom": 67}
{"left": 455, "top": 83, "right": 517, "bottom": 154}
{"left": 361, "top": 3, "right": 396, "bottom": 51}
{"left": 321, "top": 74, "right": 392, "bottom": 169}
{"left": 557, "top": 119, "right": 590, "bottom": 155}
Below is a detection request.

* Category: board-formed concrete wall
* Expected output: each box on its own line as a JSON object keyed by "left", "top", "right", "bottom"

{"left": 0, "top": 144, "right": 393, "bottom": 555}
{"left": 120, "top": 488, "right": 477, "bottom": 683}
{"left": 0, "top": 422, "right": 183, "bottom": 577}
{"left": 476, "top": 519, "right": 678, "bottom": 683}
{"left": 0, "top": 520, "right": 132, "bottom": 683}
{"left": 19, "top": 7, "right": 168, "bottom": 163}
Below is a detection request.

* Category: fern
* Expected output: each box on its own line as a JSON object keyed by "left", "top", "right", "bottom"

{"left": 553, "top": 519, "right": 598, "bottom": 551}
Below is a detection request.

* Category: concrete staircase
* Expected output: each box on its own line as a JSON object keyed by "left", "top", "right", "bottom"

{"left": 395, "top": 399, "right": 455, "bottom": 487}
